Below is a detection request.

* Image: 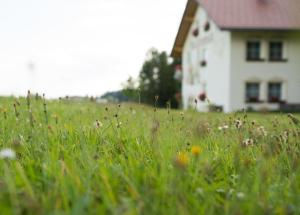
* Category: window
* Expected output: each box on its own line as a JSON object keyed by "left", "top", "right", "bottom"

{"left": 246, "top": 41, "right": 262, "bottom": 61}
{"left": 246, "top": 83, "right": 260, "bottom": 103}
{"left": 268, "top": 83, "right": 282, "bottom": 103}
{"left": 269, "top": 41, "right": 284, "bottom": 61}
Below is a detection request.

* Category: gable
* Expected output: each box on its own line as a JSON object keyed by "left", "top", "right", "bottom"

{"left": 171, "top": 0, "right": 300, "bottom": 58}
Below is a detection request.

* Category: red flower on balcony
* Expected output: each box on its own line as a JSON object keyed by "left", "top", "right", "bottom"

{"left": 269, "top": 96, "right": 280, "bottom": 103}
{"left": 198, "top": 92, "right": 207, "bottom": 101}
{"left": 175, "top": 64, "right": 182, "bottom": 71}
{"left": 200, "top": 60, "right": 207, "bottom": 67}
{"left": 193, "top": 28, "right": 199, "bottom": 37}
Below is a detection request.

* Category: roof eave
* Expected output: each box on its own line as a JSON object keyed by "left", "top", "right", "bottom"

{"left": 171, "top": 0, "right": 198, "bottom": 58}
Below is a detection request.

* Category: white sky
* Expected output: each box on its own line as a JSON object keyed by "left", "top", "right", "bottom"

{"left": 0, "top": 0, "right": 186, "bottom": 98}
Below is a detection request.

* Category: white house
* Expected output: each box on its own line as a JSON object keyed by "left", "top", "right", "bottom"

{"left": 171, "top": 0, "right": 300, "bottom": 112}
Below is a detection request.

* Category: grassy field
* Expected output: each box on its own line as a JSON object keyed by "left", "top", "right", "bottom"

{"left": 0, "top": 95, "right": 299, "bottom": 215}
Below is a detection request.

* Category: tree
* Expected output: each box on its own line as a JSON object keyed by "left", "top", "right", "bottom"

{"left": 121, "top": 76, "right": 140, "bottom": 103}
{"left": 138, "top": 48, "right": 180, "bottom": 108}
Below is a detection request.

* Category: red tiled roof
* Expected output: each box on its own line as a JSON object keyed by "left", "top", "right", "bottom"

{"left": 171, "top": 0, "right": 300, "bottom": 58}
{"left": 198, "top": 0, "right": 300, "bottom": 30}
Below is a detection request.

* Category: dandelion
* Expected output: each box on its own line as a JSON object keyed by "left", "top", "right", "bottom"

{"left": 0, "top": 148, "right": 16, "bottom": 160}
{"left": 174, "top": 152, "right": 189, "bottom": 169}
{"left": 191, "top": 145, "right": 201, "bottom": 157}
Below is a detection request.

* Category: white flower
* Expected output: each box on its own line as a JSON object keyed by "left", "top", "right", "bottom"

{"left": 256, "top": 126, "right": 267, "bottom": 137}
{"left": 94, "top": 120, "right": 103, "bottom": 128}
{"left": 236, "top": 192, "right": 245, "bottom": 200}
{"left": 0, "top": 148, "right": 16, "bottom": 159}
{"left": 242, "top": 138, "right": 254, "bottom": 147}
{"left": 195, "top": 188, "right": 204, "bottom": 195}
{"left": 116, "top": 122, "right": 122, "bottom": 128}
{"left": 216, "top": 188, "right": 225, "bottom": 193}
{"left": 218, "top": 125, "right": 229, "bottom": 131}
{"left": 235, "top": 119, "right": 243, "bottom": 129}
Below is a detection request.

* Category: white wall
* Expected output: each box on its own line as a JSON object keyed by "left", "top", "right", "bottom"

{"left": 181, "top": 6, "right": 231, "bottom": 111}
{"left": 230, "top": 31, "right": 300, "bottom": 111}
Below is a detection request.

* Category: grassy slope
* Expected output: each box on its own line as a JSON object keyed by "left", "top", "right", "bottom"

{"left": 0, "top": 96, "right": 299, "bottom": 215}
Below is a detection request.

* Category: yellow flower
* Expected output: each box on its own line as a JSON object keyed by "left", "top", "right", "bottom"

{"left": 174, "top": 152, "right": 189, "bottom": 169}
{"left": 191, "top": 146, "right": 201, "bottom": 156}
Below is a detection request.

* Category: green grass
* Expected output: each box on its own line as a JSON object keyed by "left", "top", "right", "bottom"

{"left": 0, "top": 96, "right": 299, "bottom": 215}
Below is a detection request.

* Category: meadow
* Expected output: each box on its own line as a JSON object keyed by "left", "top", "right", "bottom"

{"left": 0, "top": 94, "right": 299, "bottom": 215}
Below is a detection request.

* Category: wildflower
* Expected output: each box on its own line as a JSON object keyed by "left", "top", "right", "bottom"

{"left": 256, "top": 126, "right": 267, "bottom": 137}
{"left": 191, "top": 145, "right": 201, "bottom": 157}
{"left": 236, "top": 192, "right": 245, "bottom": 200}
{"left": 242, "top": 138, "right": 254, "bottom": 147}
{"left": 52, "top": 114, "right": 59, "bottom": 123}
{"left": 235, "top": 119, "right": 243, "bottom": 129}
{"left": 218, "top": 125, "right": 229, "bottom": 131}
{"left": 228, "top": 188, "right": 235, "bottom": 197}
{"left": 116, "top": 121, "right": 122, "bottom": 128}
{"left": 195, "top": 188, "right": 204, "bottom": 196}
{"left": 216, "top": 188, "right": 225, "bottom": 194}
{"left": 280, "top": 130, "right": 289, "bottom": 142}
{"left": 0, "top": 148, "right": 16, "bottom": 160}
{"left": 2, "top": 108, "right": 7, "bottom": 119}
{"left": 94, "top": 120, "right": 103, "bottom": 128}
{"left": 174, "top": 152, "right": 189, "bottom": 169}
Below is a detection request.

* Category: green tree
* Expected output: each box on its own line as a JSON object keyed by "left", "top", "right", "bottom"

{"left": 139, "top": 48, "right": 180, "bottom": 108}
{"left": 121, "top": 76, "right": 140, "bottom": 103}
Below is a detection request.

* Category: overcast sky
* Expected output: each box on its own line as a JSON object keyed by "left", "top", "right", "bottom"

{"left": 0, "top": 0, "right": 186, "bottom": 98}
